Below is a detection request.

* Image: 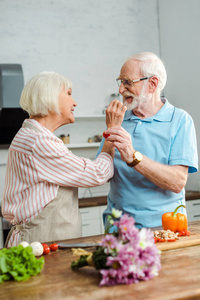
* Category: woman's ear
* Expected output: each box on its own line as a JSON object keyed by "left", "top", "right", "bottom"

{"left": 148, "top": 76, "right": 159, "bottom": 93}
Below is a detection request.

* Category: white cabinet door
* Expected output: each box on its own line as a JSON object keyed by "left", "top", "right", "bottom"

{"left": 81, "top": 219, "right": 102, "bottom": 237}
{"left": 80, "top": 207, "right": 101, "bottom": 237}
{"left": 186, "top": 199, "right": 200, "bottom": 221}
{"left": 80, "top": 205, "right": 107, "bottom": 237}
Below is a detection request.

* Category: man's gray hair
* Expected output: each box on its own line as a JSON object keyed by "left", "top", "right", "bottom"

{"left": 20, "top": 71, "right": 72, "bottom": 116}
{"left": 127, "top": 52, "right": 167, "bottom": 91}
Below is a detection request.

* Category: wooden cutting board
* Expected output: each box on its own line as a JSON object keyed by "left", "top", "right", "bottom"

{"left": 156, "top": 233, "right": 200, "bottom": 251}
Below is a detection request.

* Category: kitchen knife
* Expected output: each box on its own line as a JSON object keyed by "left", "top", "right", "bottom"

{"left": 58, "top": 242, "right": 100, "bottom": 248}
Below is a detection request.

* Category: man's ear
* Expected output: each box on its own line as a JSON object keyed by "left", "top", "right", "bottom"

{"left": 148, "top": 76, "right": 159, "bottom": 93}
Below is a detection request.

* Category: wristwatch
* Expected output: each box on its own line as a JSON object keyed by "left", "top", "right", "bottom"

{"left": 126, "top": 151, "right": 143, "bottom": 167}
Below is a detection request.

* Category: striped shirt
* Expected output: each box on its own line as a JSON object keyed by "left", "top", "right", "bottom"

{"left": 2, "top": 119, "right": 113, "bottom": 246}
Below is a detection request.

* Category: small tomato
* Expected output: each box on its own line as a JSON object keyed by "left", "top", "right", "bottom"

{"left": 50, "top": 243, "right": 58, "bottom": 251}
{"left": 154, "top": 237, "right": 160, "bottom": 243}
{"left": 103, "top": 132, "right": 110, "bottom": 139}
{"left": 42, "top": 243, "right": 50, "bottom": 255}
{"left": 159, "top": 238, "right": 166, "bottom": 242}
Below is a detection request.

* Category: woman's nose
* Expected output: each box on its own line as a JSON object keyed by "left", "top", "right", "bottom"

{"left": 73, "top": 98, "right": 77, "bottom": 107}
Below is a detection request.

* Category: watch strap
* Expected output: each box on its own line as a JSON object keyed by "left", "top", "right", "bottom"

{"left": 126, "top": 151, "right": 143, "bottom": 167}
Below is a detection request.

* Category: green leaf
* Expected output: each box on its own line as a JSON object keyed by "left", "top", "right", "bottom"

{"left": 0, "top": 245, "right": 45, "bottom": 284}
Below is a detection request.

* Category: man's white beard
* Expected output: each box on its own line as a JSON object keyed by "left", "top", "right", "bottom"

{"left": 123, "top": 84, "right": 152, "bottom": 111}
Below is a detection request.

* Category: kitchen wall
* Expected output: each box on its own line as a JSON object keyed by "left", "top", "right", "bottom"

{"left": 0, "top": 0, "right": 161, "bottom": 201}
{"left": 0, "top": 0, "right": 160, "bottom": 115}
{"left": 158, "top": 0, "right": 200, "bottom": 190}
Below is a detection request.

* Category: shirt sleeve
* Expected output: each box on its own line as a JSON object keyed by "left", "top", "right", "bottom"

{"left": 32, "top": 135, "right": 114, "bottom": 187}
{"left": 169, "top": 111, "right": 198, "bottom": 173}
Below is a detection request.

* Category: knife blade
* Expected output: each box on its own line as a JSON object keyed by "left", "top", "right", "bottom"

{"left": 58, "top": 242, "right": 100, "bottom": 248}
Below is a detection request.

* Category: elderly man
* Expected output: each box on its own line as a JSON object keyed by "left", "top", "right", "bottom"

{"left": 97, "top": 52, "right": 198, "bottom": 229}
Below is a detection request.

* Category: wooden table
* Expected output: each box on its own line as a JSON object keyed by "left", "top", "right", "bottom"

{"left": 1, "top": 221, "right": 200, "bottom": 300}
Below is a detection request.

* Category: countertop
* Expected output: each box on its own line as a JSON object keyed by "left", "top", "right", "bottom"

{"left": 1, "top": 221, "right": 200, "bottom": 300}
{"left": 79, "top": 190, "right": 200, "bottom": 208}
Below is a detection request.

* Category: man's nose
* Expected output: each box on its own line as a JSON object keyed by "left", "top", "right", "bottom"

{"left": 119, "top": 83, "right": 127, "bottom": 94}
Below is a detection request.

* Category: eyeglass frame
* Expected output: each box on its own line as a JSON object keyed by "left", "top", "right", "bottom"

{"left": 116, "top": 76, "right": 153, "bottom": 87}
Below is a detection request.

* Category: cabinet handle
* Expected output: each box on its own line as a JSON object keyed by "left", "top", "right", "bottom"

{"left": 82, "top": 224, "right": 90, "bottom": 227}
{"left": 193, "top": 203, "right": 200, "bottom": 206}
{"left": 81, "top": 211, "right": 90, "bottom": 214}
{"left": 0, "top": 163, "right": 7, "bottom": 166}
{"left": 193, "top": 215, "right": 200, "bottom": 218}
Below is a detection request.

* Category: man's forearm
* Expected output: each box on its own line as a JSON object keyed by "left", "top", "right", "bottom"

{"left": 134, "top": 156, "right": 188, "bottom": 193}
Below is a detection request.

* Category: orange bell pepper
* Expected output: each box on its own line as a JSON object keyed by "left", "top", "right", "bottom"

{"left": 162, "top": 205, "right": 188, "bottom": 233}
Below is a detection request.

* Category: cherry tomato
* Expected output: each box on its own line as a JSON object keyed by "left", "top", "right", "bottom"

{"left": 154, "top": 237, "right": 160, "bottom": 243}
{"left": 42, "top": 243, "right": 50, "bottom": 255}
{"left": 103, "top": 132, "right": 110, "bottom": 139}
{"left": 167, "top": 239, "right": 176, "bottom": 242}
{"left": 178, "top": 230, "right": 190, "bottom": 237}
{"left": 50, "top": 243, "right": 58, "bottom": 251}
{"left": 159, "top": 238, "right": 166, "bottom": 242}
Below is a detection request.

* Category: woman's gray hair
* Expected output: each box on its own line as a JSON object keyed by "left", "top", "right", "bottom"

{"left": 127, "top": 52, "right": 167, "bottom": 91}
{"left": 20, "top": 71, "right": 72, "bottom": 116}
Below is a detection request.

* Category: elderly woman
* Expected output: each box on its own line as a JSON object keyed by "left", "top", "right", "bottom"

{"left": 2, "top": 71, "right": 126, "bottom": 247}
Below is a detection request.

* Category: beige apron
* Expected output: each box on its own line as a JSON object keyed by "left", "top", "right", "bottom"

{"left": 5, "top": 122, "right": 82, "bottom": 247}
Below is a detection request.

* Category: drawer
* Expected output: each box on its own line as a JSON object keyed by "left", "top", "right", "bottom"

{"left": 80, "top": 206, "right": 100, "bottom": 222}
{"left": 82, "top": 219, "right": 101, "bottom": 237}
{"left": 187, "top": 213, "right": 200, "bottom": 222}
{"left": 186, "top": 199, "right": 200, "bottom": 213}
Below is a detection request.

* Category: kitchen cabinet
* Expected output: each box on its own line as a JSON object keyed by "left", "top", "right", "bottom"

{"left": 80, "top": 205, "right": 106, "bottom": 237}
{"left": 186, "top": 199, "right": 200, "bottom": 221}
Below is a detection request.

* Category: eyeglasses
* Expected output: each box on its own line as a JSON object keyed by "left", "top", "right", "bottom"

{"left": 116, "top": 76, "right": 152, "bottom": 87}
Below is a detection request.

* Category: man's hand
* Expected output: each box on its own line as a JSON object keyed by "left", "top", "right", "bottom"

{"left": 103, "top": 126, "right": 135, "bottom": 163}
{"left": 106, "top": 100, "right": 127, "bottom": 128}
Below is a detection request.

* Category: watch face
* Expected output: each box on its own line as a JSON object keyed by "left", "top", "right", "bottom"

{"left": 135, "top": 151, "right": 143, "bottom": 161}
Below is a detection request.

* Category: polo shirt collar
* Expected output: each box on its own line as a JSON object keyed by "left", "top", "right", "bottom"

{"left": 124, "top": 98, "right": 174, "bottom": 122}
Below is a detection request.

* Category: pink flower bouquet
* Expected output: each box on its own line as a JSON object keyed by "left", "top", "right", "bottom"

{"left": 71, "top": 209, "right": 161, "bottom": 286}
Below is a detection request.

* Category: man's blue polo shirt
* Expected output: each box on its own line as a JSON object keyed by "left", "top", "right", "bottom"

{"left": 96, "top": 99, "right": 198, "bottom": 228}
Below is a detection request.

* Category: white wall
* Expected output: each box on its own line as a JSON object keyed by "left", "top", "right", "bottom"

{"left": 0, "top": 0, "right": 160, "bottom": 116}
{"left": 0, "top": 0, "right": 161, "bottom": 201}
{"left": 158, "top": 0, "right": 200, "bottom": 190}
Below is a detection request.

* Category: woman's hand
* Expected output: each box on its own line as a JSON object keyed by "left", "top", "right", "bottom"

{"left": 103, "top": 126, "right": 135, "bottom": 163}
{"left": 106, "top": 100, "right": 127, "bottom": 128}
